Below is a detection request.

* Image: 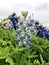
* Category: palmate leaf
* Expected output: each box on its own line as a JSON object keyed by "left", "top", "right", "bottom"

{"left": 0, "top": 47, "right": 10, "bottom": 59}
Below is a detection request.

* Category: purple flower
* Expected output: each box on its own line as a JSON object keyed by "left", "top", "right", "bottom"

{"left": 37, "top": 30, "right": 43, "bottom": 37}
{"left": 36, "top": 25, "right": 49, "bottom": 40}
{"left": 9, "top": 13, "right": 19, "bottom": 30}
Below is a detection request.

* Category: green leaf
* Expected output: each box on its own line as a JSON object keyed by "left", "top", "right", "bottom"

{"left": 40, "top": 54, "right": 44, "bottom": 64}
{"left": 6, "top": 57, "right": 14, "bottom": 65}
{"left": 0, "top": 47, "right": 10, "bottom": 59}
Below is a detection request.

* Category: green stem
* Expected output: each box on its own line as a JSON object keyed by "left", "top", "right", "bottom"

{"left": 29, "top": 58, "right": 30, "bottom": 65}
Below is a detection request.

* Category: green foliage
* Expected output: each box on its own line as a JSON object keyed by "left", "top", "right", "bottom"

{"left": 0, "top": 26, "right": 49, "bottom": 65}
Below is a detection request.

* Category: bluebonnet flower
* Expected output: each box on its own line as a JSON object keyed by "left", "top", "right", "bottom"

{"left": 15, "top": 14, "right": 36, "bottom": 47}
{"left": 9, "top": 13, "right": 19, "bottom": 30}
{"left": 35, "top": 24, "right": 49, "bottom": 40}
{"left": 16, "top": 20, "right": 35, "bottom": 47}
{"left": 37, "top": 30, "right": 43, "bottom": 38}
{"left": 44, "top": 31, "right": 49, "bottom": 40}
{"left": 35, "top": 25, "right": 40, "bottom": 30}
